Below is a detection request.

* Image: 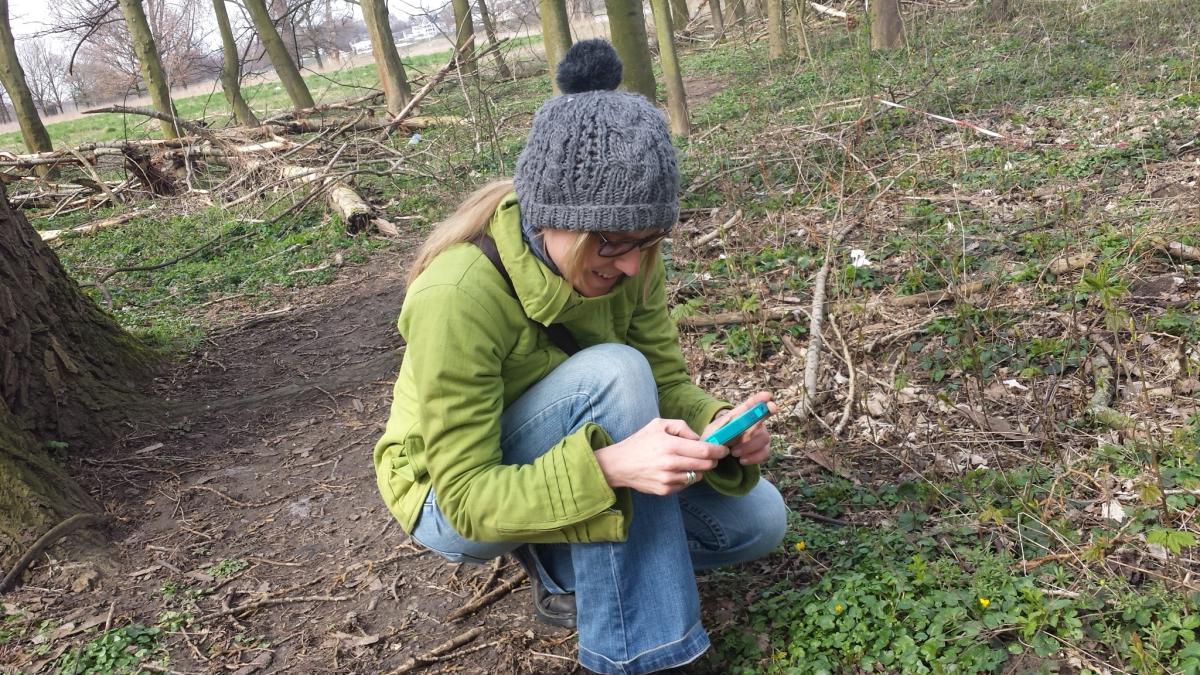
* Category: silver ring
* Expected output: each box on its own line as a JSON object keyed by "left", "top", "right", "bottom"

{"left": 684, "top": 470, "right": 698, "bottom": 486}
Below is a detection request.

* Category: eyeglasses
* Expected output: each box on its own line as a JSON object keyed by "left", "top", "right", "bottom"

{"left": 595, "top": 231, "right": 669, "bottom": 257}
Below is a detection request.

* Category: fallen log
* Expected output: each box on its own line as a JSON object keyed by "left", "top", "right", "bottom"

{"left": 809, "top": 1, "right": 849, "bottom": 18}
{"left": 279, "top": 165, "right": 372, "bottom": 233}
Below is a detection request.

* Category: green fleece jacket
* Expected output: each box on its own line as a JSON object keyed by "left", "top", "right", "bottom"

{"left": 373, "top": 194, "right": 759, "bottom": 543}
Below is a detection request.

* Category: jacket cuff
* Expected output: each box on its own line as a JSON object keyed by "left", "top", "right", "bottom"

{"left": 704, "top": 457, "right": 760, "bottom": 496}
{"left": 696, "top": 402, "right": 761, "bottom": 496}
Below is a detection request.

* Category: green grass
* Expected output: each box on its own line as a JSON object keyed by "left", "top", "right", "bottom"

{"left": 54, "top": 203, "right": 391, "bottom": 351}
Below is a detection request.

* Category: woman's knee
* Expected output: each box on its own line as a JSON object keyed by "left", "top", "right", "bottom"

{"left": 567, "top": 344, "right": 658, "bottom": 436}
{"left": 572, "top": 343, "right": 655, "bottom": 391}
{"left": 740, "top": 479, "right": 789, "bottom": 558}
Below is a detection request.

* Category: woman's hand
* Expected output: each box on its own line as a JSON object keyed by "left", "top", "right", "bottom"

{"left": 701, "top": 392, "right": 776, "bottom": 466}
{"left": 594, "top": 418, "right": 727, "bottom": 495}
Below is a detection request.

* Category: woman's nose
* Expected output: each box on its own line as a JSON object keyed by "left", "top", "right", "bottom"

{"left": 613, "top": 249, "right": 643, "bottom": 276}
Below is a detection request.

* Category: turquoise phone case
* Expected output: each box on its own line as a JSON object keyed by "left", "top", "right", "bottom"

{"left": 704, "top": 402, "right": 771, "bottom": 446}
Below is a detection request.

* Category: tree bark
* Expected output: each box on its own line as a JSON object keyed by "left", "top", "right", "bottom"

{"left": 116, "top": 0, "right": 180, "bottom": 139}
{"left": 451, "top": 0, "right": 477, "bottom": 78}
{"left": 669, "top": 0, "right": 689, "bottom": 28}
{"left": 605, "top": 0, "right": 656, "bottom": 101}
{"left": 767, "top": 0, "right": 787, "bottom": 58}
{"left": 539, "top": 0, "right": 573, "bottom": 93}
{"left": 477, "top": 0, "right": 513, "bottom": 80}
{"left": 213, "top": 0, "right": 259, "bottom": 127}
{"left": 0, "top": 183, "right": 153, "bottom": 573}
{"left": 244, "top": 0, "right": 316, "bottom": 109}
{"left": 983, "top": 0, "right": 1010, "bottom": 23}
{"left": 728, "top": 0, "right": 746, "bottom": 23}
{"left": 871, "top": 0, "right": 903, "bottom": 50}
{"left": 648, "top": 0, "right": 689, "bottom": 136}
{"left": 0, "top": 0, "right": 52, "bottom": 155}
{"left": 710, "top": 0, "right": 725, "bottom": 41}
{"left": 361, "top": 0, "right": 412, "bottom": 114}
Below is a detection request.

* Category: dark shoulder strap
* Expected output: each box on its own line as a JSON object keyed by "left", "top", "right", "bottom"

{"left": 472, "top": 234, "right": 581, "bottom": 356}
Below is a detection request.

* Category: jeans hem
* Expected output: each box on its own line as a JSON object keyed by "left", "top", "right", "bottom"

{"left": 578, "top": 620, "right": 709, "bottom": 675}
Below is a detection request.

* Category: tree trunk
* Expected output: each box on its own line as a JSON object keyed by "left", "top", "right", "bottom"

{"left": 539, "top": 0, "right": 573, "bottom": 93}
{"left": 213, "top": 0, "right": 260, "bottom": 127}
{"left": 669, "top": 0, "right": 689, "bottom": 29}
{"left": 0, "top": 0, "right": 53, "bottom": 156}
{"left": 648, "top": 0, "right": 689, "bottom": 136}
{"left": 728, "top": 0, "right": 746, "bottom": 23}
{"left": 0, "top": 183, "right": 153, "bottom": 574}
{"left": 604, "top": 0, "right": 656, "bottom": 101}
{"left": 477, "top": 0, "right": 513, "bottom": 80}
{"left": 451, "top": 0, "right": 477, "bottom": 78}
{"left": 767, "top": 0, "right": 786, "bottom": 58}
{"left": 710, "top": 0, "right": 725, "bottom": 41}
{"left": 361, "top": 0, "right": 412, "bottom": 114}
{"left": 116, "top": 0, "right": 180, "bottom": 139}
{"left": 871, "top": 0, "right": 903, "bottom": 50}
{"left": 244, "top": 0, "right": 316, "bottom": 109}
{"left": 983, "top": 0, "right": 1010, "bottom": 23}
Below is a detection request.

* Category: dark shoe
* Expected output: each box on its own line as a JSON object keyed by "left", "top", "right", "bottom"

{"left": 511, "top": 546, "right": 577, "bottom": 629}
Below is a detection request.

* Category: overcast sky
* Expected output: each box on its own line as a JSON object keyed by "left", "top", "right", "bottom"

{"left": 7, "top": 0, "right": 60, "bottom": 38}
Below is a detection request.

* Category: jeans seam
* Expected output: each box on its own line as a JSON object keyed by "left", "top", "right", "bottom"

{"left": 605, "top": 542, "right": 631, "bottom": 664}
{"left": 678, "top": 496, "right": 730, "bottom": 551}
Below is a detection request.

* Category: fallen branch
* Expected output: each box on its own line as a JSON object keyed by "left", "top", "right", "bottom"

{"left": 889, "top": 280, "right": 990, "bottom": 307}
{"left": 83, "top": 104, "right": 210, "bottom": 136}
{"left": 677, "top": 306, "right": 802, "bottom": 329}
{"left": 1, "top": 513, "right": 109, "bottom": 593}
{"left": 1085, "top": 355, "right": 1137, "bottom": 430}
{"left": 694, "top": 209, "right": 742, "bottom": 247}
{"left": 875, "top": 98, "right": 1005, "bottom": 140}
{"left": 829, "top": 316, "right": 856, "bottom": 438}
{"left": 199, "top": 595, "right": 349, "bottom": 621}
{"left": 386, "top": 626, "right": 486, "bottom": 674}
{"left": 1155, "top": 239, "right": 1200, "bottom": 262}
{"left": 377, "top": 40, "right": 476, "bottom": 141}
{"left": 445, "top": 571, "right": 526, "bottom": 622}
{"left": 40, "top": 206, "right": 156, "bottom": 242}
{"left": 797, "top": 223, "right": 864, "bottom": 421}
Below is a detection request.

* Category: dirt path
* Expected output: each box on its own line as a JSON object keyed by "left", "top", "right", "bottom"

{"left": 13, "top": 249, "right": 592, "bottom": 673}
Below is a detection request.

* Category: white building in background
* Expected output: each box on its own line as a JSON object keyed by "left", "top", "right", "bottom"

{"left": 400, "top": 21, "right": 439, "bottom": 44}
{"left": 350, "top": 39, "right": 373, "bottom": 54}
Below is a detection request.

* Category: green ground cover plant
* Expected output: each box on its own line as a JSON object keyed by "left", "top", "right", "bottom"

{"left": 6, "top": 1, "right": 1199, "bottom": 672}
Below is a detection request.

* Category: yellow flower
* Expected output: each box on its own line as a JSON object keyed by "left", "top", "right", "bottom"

{"left": 978, "top": 597, "right": 990, "bottom": 609}
{"left": 834, "top": 603, "right": 845, "bottom": 614}
{"left": 794, "top": 541, "right": 807, "bottom": 552}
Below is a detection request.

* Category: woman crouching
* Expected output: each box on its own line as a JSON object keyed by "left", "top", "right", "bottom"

{"left": 374, "top": 40, "right": 788, "bottom": 674}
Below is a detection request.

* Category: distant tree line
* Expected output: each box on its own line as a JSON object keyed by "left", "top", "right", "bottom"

{"left": 0, "top": 0, "right": 915, "bottom": 151}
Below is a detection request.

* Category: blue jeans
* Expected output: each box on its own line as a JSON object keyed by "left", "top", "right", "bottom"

{"left": 409, "top": 344, "right": 789, "bottom": 674}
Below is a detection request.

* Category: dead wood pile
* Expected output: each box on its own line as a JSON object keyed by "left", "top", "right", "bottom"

{"left": 0, "top": 44, "right": 486, "bottom": 238}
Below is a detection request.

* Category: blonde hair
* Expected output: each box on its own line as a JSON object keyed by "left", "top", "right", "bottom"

{"left": 407, "top": 180, "right": 514, "bottom": 286}
{"left": 407, "top": 180, "right": 661, "bottom": 296}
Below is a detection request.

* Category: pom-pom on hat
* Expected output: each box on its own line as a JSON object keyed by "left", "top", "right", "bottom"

{"left": 514, "top": 39, "right": 679, "bottom": 233}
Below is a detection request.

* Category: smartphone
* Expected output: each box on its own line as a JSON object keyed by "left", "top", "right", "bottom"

{"left": 704, "top": 402, "right": 771, "bottom": 446}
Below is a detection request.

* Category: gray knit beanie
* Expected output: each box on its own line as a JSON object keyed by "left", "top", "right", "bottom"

{"left": 513, "top": 39, "right": 680, "bottom": 233}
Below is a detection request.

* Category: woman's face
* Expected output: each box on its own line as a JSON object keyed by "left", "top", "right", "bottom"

{"left": 542, "top": 229, "right": 660, "bottom": 297}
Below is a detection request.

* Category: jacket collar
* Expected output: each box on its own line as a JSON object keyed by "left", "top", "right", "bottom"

{"left": 489, "top": 193, "right": 627, "bottom": 326}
